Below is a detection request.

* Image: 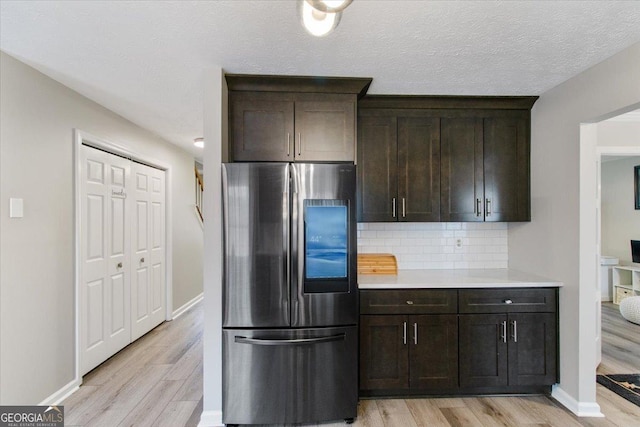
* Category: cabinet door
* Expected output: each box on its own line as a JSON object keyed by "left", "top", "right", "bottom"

{"left": 459, "top": 314, "right": 508, "bottom": 387}
{"left": 483, "top": 116, "right": 530, "bottom": 221}
{"left": 398, "top": 117, "right": 441, "bottom": 222}
{"left": 230, "top": 92, "right": 294, "bottom": 161}
{"left": 507, "top": 313, "right": 557, "bottom": 386}
{"left": 295, "top": 95, "right": 356, "bottom": 162}
{"left": 409, "top": 315, "right": 458, "bottom": 389}
{"left": 359, "top": 315, "right": 409, "bottom": 390}
{"left": 441, "top": 117, "right": 484, "bottom": 222}
{"left": 357, "top": 115, "right": 398, "bottom": 222}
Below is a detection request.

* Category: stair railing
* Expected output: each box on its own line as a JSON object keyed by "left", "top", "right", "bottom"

{"left": 195, "top": 166, "right": 204, "bottom": 223}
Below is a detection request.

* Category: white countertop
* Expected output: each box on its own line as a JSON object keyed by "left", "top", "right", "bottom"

{"left": 358, "top": 269, "right": 562, "bottom": 289}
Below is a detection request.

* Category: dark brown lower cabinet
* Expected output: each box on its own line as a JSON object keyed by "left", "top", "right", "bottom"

{"left": 359, "top": 287, "right": 558, "bottom": 396}
{"left": 359, "top": 314, "right": 458, "bottom": 392}
{"left": 459, "top": 312, "right": 557, "bottom": 388}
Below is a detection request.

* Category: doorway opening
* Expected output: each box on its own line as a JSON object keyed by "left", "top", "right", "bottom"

{"left": 587, "top": 108, "right": 640, "bottom": 410}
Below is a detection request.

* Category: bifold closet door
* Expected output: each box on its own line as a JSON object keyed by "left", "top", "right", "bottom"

{"left": 131, "top": 162, "right": 166, "bottom": 341}
{"left": 80, "top": 145, "right": 132, "bottom": 375}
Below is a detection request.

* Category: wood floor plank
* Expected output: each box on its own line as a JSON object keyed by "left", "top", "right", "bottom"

{"left": 405, "top": 398, "right": 451, "bottom": 427}
{"left": 488, "top": 396, "right": 546, "bottom": 426}
{"left": 355, "top": 399, "right": 385, "bottom": 427}
{"left": 152, "top": 401, "right": 199, "bottom": 427}
{"left": 440, "top": 406, "right": 484, "bottom": 427}
{"left": 375, "top": 399, "right": 419, "bottom": 427}
{"left": 64, "top": 351, "right": 169, "bottom": 425}
{"left": 518, "top": 396, "right": 585, "bottom": 427}
{"left": 183, "top": 397, "right": 203, "bottom": 427}
{"left": 117, "top": 380, "right": 183, "bottom": 427}
{"left": 429, "top": 397, "right": 470, "bottom": 409}
{"left": 83, "top": 340, "right": 168, "bottom": 387}
{"left": 173, "top": 360, "right": 203, "bottom": 402}
{"left": 163, "top": 338, "right": 202, "bottom": 381}
{"left": 464, "top": 397, "right": 515, "bottom": 427}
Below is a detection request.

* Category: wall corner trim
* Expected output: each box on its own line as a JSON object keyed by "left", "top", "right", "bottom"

{"left": 198, "top": 410, "right": 223, "bottom": 427}
{"left": 551, "top": 385, "right": 604, "bottom": 418}
{"left": 172, "top": 293, "right": 204, "bottom": 319}
{"left": 38, "top": 378, "right": 81, "bottom": 406}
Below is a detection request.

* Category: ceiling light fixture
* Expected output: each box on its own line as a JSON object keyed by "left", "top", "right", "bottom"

{"left": 306, "top": 0, "right": 353, "bottom": 13}
{"left": 300, "top": 0, "right": 353, "bottom": 37}
{"left": 194, "top": 137, "right": 204, "bottom": 148}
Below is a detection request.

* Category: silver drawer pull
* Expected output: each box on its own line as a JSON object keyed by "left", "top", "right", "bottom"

{"left": 406, "top": 300, "right": 414, "bottom": 305}
{"left": 403, "top": 321, "right": 407, "bottom": 345}
{"left": 502, "top": 320, "right": 507, "bottom": 343}
{"left": 504, "top": 299, "right": 513, "bottom": 304}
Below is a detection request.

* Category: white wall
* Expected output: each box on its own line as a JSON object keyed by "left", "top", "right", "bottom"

{"left": 601, "top": 156, "right": 640, "bottom": 263}
{"left": 508, "top": 42, "right": 640, "bottom": 415}
{"left": 200, "top": 68, "right": 224, "bottom": 427}
{"left": 0, "top": 52, "right": 203, "bottom": 404}
{"left": 358, "top": 222, "right": 508, "bottom": 269}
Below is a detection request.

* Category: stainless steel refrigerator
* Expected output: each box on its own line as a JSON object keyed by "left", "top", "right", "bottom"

{"left": 222, "top": 163, "right": 358, "bottom": 425}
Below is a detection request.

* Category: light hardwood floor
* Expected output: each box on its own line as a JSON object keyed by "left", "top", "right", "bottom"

{"left": 63, "top": 301, "right": 640, "bottom": 426}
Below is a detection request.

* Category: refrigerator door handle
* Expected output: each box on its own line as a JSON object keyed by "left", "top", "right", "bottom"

{"left": 283, "top": 167, "right": 291, "bottom": 311}
{"left": 235, "top": 334, "right": 346, "bottom": 346}
{"left": 290, "top": 164, "right": 300, "bottom": 311}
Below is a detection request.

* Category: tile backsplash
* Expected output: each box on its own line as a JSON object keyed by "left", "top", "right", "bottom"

{"left": 357, "top": 222, "right": 508, "bottom": 270}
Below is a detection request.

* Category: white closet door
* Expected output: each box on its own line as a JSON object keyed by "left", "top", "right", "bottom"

{"left": 80, "top": 145, "right": 131, "bottom": 375}
{"left": 131, "top": 162, "right": 166, "bottom": 341}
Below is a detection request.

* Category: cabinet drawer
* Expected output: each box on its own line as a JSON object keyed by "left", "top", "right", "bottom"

{"left": 458, "top": 288, "right": 557, "bottom": 313}
{"left": 360, "top": 290, "right": 457, "bottom": 314}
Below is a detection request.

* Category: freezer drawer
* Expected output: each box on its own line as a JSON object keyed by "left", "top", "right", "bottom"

{"left": 223, "top": 326, "right": 358, "bottom": 425}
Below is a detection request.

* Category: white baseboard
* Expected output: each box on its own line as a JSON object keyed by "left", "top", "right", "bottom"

{"left": 38, "top": 378, "right": 81, "bottom": 406}
{"left": 551, "top": 384, "right": 604, "bottom": 417}
{"left": 198, "top": 409, "right": 223, "bottom": 427}
{"left": 172, "top": 292, "right": 203, "bottom": 319}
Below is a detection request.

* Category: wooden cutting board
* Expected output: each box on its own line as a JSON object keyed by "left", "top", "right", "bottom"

{"left": 358, "top": 253, "right": 398, "bottom": 275}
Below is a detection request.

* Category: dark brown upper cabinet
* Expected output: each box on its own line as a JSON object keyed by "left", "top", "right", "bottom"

{"left": 226, "top": 74, "right": 372, "bottom": 162}
{"left": 358, "top": 96, "right": 537, "bottom": 223}
{"left": 358, "top": 112, "right": 441, "bottom": 222}
{"left": 441, "top": 114, "right": 530, "bottom": 222}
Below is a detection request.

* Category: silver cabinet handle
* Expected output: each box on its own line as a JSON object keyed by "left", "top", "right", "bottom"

{"left": 512, "top": 320, "right": 518, "bottom": 343}
{"left": 406, "top": 300, "right": 414, "bottom": 305}
{"left": 117, "top": 262, "right": 123, "bottom": 269}
{"left": 504, "top": 299, "right": 513, "bottom": 304}
{"left": 476, "top": 198, "right": 482, "bottom": 217}
{"left": 402, "top": 198, "right": 406, "bottom": 218}
{"left": 501, "top": 320, "right": 507, "bottom": 343}
{"left": 287, "top": 133, "right": 291, "bottom": 157}
{"left": 403, "top": 321, "right": 407, "bottom": 345}
{"left": 486, "top": 198, "right": 492, "bottom": 216}
{"left": 392, "top": 198, "right": 397, "bottom": 218}
{"left": 297, "top": 132, "right": 302, "bottom": 156}
{"left": 413, "top": 322, "right": 418, "bottom": 345}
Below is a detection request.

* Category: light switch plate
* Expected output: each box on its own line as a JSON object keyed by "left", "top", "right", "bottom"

{"left": 9, "top": 198, "right": 24, "bottom": 218}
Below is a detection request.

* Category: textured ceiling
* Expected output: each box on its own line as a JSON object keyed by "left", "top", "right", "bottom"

{"left": 1, "top": 1, "right": 640, "bottom": 157}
